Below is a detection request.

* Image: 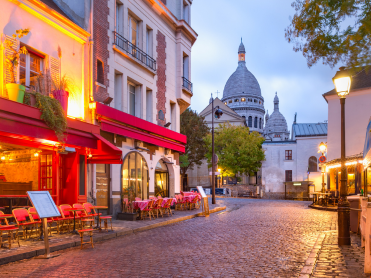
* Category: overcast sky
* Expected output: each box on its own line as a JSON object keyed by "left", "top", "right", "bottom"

{"left": 190, "top": 0, "right": 340, "bottom": 126}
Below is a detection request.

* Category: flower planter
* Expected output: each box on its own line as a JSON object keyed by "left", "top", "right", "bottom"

{"left": 117, "top": 212, "right": 138, "bottom": 221}
{"left": 52, "top": 90, "right": 69, "bottom": 115}
{"left": 6, "top": 83, "right": 25, "bottom": 103}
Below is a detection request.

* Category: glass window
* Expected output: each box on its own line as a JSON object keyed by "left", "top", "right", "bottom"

{"left": 155, "top": 160, "right": 169, "bottom": 197}
{"left": 285, "top": 170, "right": 292, "bottom": 182}
{"left": 241, "top": 98, "right": 246, "bottom": 102}
{"left": 130, "top": 17, "right": 138, "bottom": 46}
{"left": 347, "top": 166, "right": 355, "bottom": 195}
{"left": 248, "top": 116, "right": 252, "bottom": 127}
{"left": 129, "top": 84, "right": 135, "bottom": 116}
{"left": 285, "top": 150, "right": 292, "bottom": 160}
{"left": 308, "top": 156, "right": 318, "bottom": 172}
{"left": 19, "top": 51, "right": 43, "bottom": 87}
{"left": 254, "top": 117, "right": 257, "bottom": 128}
{"left": 122, "top": 152, "right": 149, "bottom": 201}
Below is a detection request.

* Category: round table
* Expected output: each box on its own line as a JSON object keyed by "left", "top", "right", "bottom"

{"left": 91, "top": 206, "right": 108, "bottom": 230}
{"left": 64, "top": 208, "right": 85, "bottom": 234}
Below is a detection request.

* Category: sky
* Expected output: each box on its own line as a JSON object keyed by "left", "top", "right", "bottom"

{"left": 190, "top": 0, "right": 340, "bottom": 126}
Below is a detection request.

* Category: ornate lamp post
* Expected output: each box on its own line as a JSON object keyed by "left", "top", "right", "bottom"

{"left": 211, "top": 93, "right": 223, "bottom": 204}
{"left": 319, "top": 142, "right": 327, "bottom": 193}
{"left": 332, "top": 66, "right": 351, "bottom": 246}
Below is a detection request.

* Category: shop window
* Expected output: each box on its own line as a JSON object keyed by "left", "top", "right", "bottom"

{"left": 308, "top": 156, "right": 318, "bottom": 172}
{"left": 19, "top": 46, "right": 44, "bottom": 88}
{"left": 248, "top": 116, "right": 252, "bottom": 127}
{"left": 347, "top": 166, "right": 355, "bottom": 195}
{"left": 285, "top": 170, "right": 292, "bottom": 182}
{"left": 122, "top": 152, "right": 149, "bottom": 200}
{"left": 285, "top": 150, "right": 292, "bottom": 160}
{"left": 155, "top": 160, "right": 169, "bottom": 197}
{"left": 97, "top": 59, "right": 104, "bottom": 84}
{"left": 79, "top": 155, "right": 86, "bottom": 196}
{"left": 40, "top": 153, "right": 53, "bottom": 194}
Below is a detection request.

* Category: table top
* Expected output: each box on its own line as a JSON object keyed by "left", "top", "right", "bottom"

{"left": 64, "top": 208, "right": 85, "bottom": 211}
{"left": 0, "top": 214, "right": 13, "bottom": 218}
{"left": 91, "top": 206, "right": 108, "bottom": 209}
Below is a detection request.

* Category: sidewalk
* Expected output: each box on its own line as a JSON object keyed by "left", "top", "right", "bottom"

{"left": 0, "top": 202, "right": 226, "bottom": 266}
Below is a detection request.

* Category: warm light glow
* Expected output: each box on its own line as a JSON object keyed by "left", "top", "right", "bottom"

{"left": 326, "top": 160, "right": 363, "bottom": 169}
{"left": 319, "top": 142, "right": 327, "bottom": 153}
{"left": 334, "top": 76, "right": 351, "bottom": 97}
{"left": 89, "top": 102, "right": 96, "bottom": 109}
{"left": 1, "top": 156, "right": 5, "bottom": 160}
{"left": 34, "top": 152, "right": 39, "bottom": 157}
{"left": 67, "top": 92, "right": 84, "bottom": 119}
{"left": 218, "top": 168, "right": 221, "bottom": 172}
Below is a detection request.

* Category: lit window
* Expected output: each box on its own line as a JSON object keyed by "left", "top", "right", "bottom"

{"left": 19, "top": 47, "right": 44, "bottom": 88}
{"left": 224, "top": 102, "right": 227, "bottom": 105}
{"left": 241, "top": 98, "right": 246, "bottom": 102}
{"left": 234, "top": 99, "right": 239, "bottom": 102}
{"left": 229, "top": 100, "right": 232, "bottom": 103}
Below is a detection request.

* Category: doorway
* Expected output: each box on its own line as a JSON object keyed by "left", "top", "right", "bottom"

{"left": 96, "top": 164, "right": 110, "bottom": 211}
{"left": 155, "top": 160, "right": 169, "bottom": 197}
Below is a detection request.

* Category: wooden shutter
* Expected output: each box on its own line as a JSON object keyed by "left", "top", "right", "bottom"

{"left": 50, "top": 56, "right": 60, "bottom": 87}
{"left": 3, "top": 35, "right": 19, "bottom": 97}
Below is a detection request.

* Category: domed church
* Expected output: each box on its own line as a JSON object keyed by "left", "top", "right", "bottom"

{"left": 221, "top": 40, "right": 265, "bottom": 133}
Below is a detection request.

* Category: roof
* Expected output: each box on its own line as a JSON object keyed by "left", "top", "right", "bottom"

{"left": 292, "top": 123, "right": 328, "bottom": 137}
{"left": 263, "top": 140, "right": 296, "bottom": 145}
{"left": 199, "top": 97, "right": 245, "bottom": 120}
{"left": 39, "top": 0, "right": 72, "bottom": 21}
{"left": 323, "top": 68, "right": 371, "bottom": 99}
{"left": 324, "top": 153, "right": 363, "bottom": 166}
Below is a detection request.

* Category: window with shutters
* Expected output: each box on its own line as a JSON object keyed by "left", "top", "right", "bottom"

{"left": 19, "top": 45, "right": 44, "bottom": 88}
{"left": 285, "top": 150, "right": 292, "bottom": 160}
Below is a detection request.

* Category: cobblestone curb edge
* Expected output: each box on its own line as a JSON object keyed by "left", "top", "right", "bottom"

{"left": 299, "top": 232, "right": 326, "bottom": 277}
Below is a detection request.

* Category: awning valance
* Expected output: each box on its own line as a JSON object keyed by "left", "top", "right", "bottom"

{"left": 87, "top": 134, "right": 122, "bottom": 164}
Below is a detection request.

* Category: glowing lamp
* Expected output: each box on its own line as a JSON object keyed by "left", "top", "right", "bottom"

{"left": 218, "top": 168, "right": 221, "bottom": 172}
{"left": 332, "top": 67, "right": 351, "bottom": 98}
{"left": 89, "top": 102, "right": 96, "bottom": 110}
{"left": 1, "top": 156, "right": 5, "bottom": 160}
{"left": 34, "top": 152, "right": 39, "bottom": 157}
{"left": 319, "top": 142, "right": 327, "bottom": 154}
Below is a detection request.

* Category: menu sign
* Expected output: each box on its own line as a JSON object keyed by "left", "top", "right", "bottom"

{"left": 197, "top": 186, "right": 209, "bottom": 216}
{"left": 27, "top": 191, "right": 61, "bottom": 218}
{"left": 197, "top": 186, "right": 207, "bottom": 198}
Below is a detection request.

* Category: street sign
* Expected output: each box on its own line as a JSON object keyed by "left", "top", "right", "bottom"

{"left": 319, "top": 156, "right": 326, "bottom": 163}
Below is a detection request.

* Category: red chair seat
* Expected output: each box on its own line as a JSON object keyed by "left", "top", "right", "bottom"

{"left": 99, "top": 216, "right": 112, "bottom": 219}
{"left": 0, "top": 225, "right": 16, "bottom": 229}
{"left": 81, "top": 218, "right": 95, "bottom": 222}
{"left": 78, "top": 229, "right": 94, "bottom": 232}
{"left": 0, "top": 226, "right": 18, "bottom": 231}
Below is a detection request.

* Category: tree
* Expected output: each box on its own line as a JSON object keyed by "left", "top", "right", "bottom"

{"left": 204, "top": 123, "right": 265, "bottom": 176}
{"left": 285, "top": 0, "right": 371, "bottom": 70}
{"left": 180, "top": 108, "right": 210, "bottom": 180}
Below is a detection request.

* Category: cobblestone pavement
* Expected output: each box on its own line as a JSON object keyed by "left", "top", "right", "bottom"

{"left": 0, "top": 198, "right": 365, "bottom": 278}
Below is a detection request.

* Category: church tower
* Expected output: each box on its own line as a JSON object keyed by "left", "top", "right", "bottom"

{"left": 221, "top": 40, "right": 265, "bottom": 133}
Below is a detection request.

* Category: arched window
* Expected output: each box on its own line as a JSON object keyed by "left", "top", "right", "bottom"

{"left": 308, "top": 156, "right": 318, "bottom": 172}
{"left": 155, "top": 160, "right": 169, "bottom": 197}
{"left": 122, "top": 152, "right": 149, "bottom": 200}
{"left": 254, "top": 117, "right": 257, "bottom": 128}
{"left": 248, "top": 116, "right": 252, "bottom": 127}
{"left": 259, "top": 118, "right": 262, "bottom": 129}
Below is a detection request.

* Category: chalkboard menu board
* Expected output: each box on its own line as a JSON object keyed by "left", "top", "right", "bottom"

{"left": 27, "top": 191, "right": 61, "bottom": 218}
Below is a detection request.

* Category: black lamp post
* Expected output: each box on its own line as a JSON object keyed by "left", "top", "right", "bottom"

{"left": 211, "top": 94, "right": 223, "bottom": 204}
{"left": 332, "top": 66, "right": 351, "bottom": 246}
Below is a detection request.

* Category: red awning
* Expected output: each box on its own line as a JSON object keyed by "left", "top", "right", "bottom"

{"left": 96, "top": 103, "right": 187, "bottom": 153}
{"left": 87, "top": 134, "right": 122, "bottom": 164}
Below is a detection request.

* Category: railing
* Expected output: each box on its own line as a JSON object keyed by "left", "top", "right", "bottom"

{"left": 182, "top": 77, "right": 193, "bottom": 93}
{"left": 113, "top": 31, "right": 156, "bottom": 72}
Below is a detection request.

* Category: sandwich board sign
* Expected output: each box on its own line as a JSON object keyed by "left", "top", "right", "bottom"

{"left": 197, "top": 186, "right": 209, "bottom": 217}
{"left": 27, "top": 191, "right": 61, "bottom": 258}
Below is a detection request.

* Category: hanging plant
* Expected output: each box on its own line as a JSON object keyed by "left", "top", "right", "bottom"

{"left": 34, "top": 92, "right": 67, "bottom": 142}
{"left": 24, "top": 92, "right": 31, "bottom": 106}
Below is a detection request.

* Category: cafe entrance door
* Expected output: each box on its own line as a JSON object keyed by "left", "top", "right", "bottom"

{"left": 96, "top": 164, "right": 110, "bottom": 212}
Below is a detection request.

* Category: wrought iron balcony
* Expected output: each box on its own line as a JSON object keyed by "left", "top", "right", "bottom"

{"left": 113, "top": 32, "right": 156, "bottom": 72}
{"left": 182, "top": 77, "right": 192, "bottom": 93}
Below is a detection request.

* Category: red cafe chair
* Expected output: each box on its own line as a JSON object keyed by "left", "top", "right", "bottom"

{"left": 12, "top": 208, "right": 37, "bottom": 239}
{"left": 163, "top": 199, "right": 173, "bottom": 216}
{"left": 73, "top": 203, "right": 94, "bottom": 229}
{"left": 60, "top": 204, "right": 80, "bottom": 231}
{"left": 141, "top": 200, "right": 155, "bottom": 220}
{"left": 152, "top": 199, "right": 163, "bottom": 218}
{"left": 28, "top": 207, "right": 53, "bottom": 236}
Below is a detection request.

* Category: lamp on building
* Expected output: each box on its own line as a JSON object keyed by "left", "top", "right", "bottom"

{"left": 319, "top": 142, "right": 327, "bottom": 155}
{"left": 332, "top": 66, "right": 351, "bottom": 246}
{"left": 164, "top": 122, "right": 171, "bottom": 128}
{"left": 102, "top": 97, "right": 113, "bottom": 106}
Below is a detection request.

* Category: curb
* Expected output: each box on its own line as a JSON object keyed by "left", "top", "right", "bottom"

{"left": 298, "top": 232, "right": 326, "bottom": 278}
{"left": 308, "top": 204, "right": 338, "bottom": 211}
{"left": 0, "top": 206, "right": 227, "bottom": 266}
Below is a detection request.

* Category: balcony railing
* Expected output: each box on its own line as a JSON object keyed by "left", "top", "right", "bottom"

{"left": 182, "top": 77, "right": 193, "bottom": 93}
{"left": 113, "top": 32, "right": 157, "bottom": 72}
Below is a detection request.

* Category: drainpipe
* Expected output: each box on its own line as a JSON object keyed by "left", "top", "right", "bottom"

{"left": 89, "top": 0, "right": 96, "bottom": 125}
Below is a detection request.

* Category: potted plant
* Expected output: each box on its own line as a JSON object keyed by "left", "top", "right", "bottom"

{"left": 52, "top": 74, "right": 76, "bottom": 116}
{"left": 5, "top": 29, "right": 29, "bottom": 103}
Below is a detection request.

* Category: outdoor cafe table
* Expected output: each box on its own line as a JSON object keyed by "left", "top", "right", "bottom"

{"left": 64, "top": 208, "right": 84, "bottom": 234}
{"left": 90, "top": 206, "right": 108, "bottom": 231}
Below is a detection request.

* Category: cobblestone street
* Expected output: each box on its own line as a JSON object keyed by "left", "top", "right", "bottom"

{"left": 0, "top": 198, "right": 367, "bottom": 277}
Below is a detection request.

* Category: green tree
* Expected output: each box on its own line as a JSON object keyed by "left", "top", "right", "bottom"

{"left": 285, "top": 0, "right": 371, "bottom": 70}
{"left": 204, "top": 123, "right": 265, "bottom": 176}
{"left": 180, "top": 108, "right": 210, "bottom": 180}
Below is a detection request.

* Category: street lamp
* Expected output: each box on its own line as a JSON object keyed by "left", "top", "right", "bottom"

{"left": 211, "top": 93, "right": 223, "bottom": 204}
{"left": 332, "top": 66, "right": 351, "bottom": 246}
{"left": 318, "top": 142, "right": 327, "bottom": 193}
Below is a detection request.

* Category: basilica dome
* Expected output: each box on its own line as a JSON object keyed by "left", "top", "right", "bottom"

{"left": 222, "top": 42, "right": 262, "bottom": 99}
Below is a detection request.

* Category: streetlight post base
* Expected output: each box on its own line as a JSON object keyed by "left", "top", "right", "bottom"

{"left": 338, "top": 200, "right": 351, "bottom": 246}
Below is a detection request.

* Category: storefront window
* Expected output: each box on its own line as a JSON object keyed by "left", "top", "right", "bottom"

{"left": 329, "top": 169, "right": 337, "bottom": 191}
{"left": 122, "top": 152, "right": 148, "bottom": 200}
{"left": 155, "top": 160, "right": 169, "bottom": 197}
{"left": 347, "top": 166, "right": 355, "bottom": 195}
{"left": 367, "top": 167, "right": 371, "bottom": 194}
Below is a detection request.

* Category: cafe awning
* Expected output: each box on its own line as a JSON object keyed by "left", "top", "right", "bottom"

{"left": 95, "top": 102, "right": 187, "bottom": 153}
{"left": 87, "top": 134, "right": 122, "bottom": 164}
